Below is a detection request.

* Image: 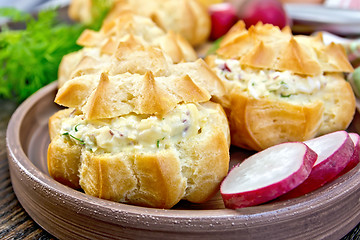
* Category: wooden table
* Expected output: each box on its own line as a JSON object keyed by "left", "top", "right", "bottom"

{"left": 1, "top": 98, "right": 360, "bottom": 240}
{"left": 0, "top": 100, "right": 54, "bottom": 239}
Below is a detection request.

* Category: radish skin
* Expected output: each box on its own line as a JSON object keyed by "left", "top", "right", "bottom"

{"left": 281, "top": 131, "right": 354, "bottom": 199}
{"left": 221, "top": 142, "right": 317, "bottom": 209}
{"left": 209, "top": 3, "right": 239, "bottom": 40}
{"left": 339, "top": 132, "right": 360, "bottom": 175}
{"left": 237, "top": 0, "right": 290, "bottom": 29}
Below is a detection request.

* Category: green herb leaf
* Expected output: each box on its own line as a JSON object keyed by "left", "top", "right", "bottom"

{"left": 156, "top": 140, "right": 160, "bottom": 148}
{"left": 156, "top": 137, "right": 166, "bottom": 148}
{"left": 281, "top": 93, "right": 291, "bottom": 98}
{"left": 0, "top": 8, "right": 31, "bottom": 22}
{"left": 74, "top": 124, "right": 81, "bottom": 132}
{"left": 0, "top": 0, "right": 113, "bottom": 103}
{"left": 0, "top": 7, "right": 85, "bottom": 102}
{"left": 69, "top": 134, "right": 85, "bottom": 145}
{"left": 62, "top": 131, "right": 85, "bottom": 145}
{"left": 206, "top": 37, "right": 223, "bottom": 56}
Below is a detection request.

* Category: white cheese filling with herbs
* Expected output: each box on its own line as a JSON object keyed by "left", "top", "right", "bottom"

{"left": 214, "top": 58, "right": 327, "bottom": 99}
{"left": 60, "top": 103, "right": 207, "bottom": 153}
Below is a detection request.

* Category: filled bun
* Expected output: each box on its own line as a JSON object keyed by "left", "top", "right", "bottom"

{"left": 58, "top": 12, "right": 198, "bottom": 88}
{"left": 68, "top": 0, "right": 210, "bottom": 46}
{"left": 206, "top": 21, "right": 355, "bottom": 151}
{"left": 48, "top": 40, "right": 230, "bottom": 208}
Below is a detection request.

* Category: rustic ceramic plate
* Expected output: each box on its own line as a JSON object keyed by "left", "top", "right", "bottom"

{"left": 6, "top": 82, "right": 360, "bottom": 240}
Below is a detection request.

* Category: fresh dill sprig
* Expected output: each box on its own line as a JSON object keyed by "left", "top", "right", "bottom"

{"left": 0, "top": 2, "right": 111, "bottom": 102}
{"left": 62, "top": 132, "right": 85, "bottom": 145}
{"left": 206, "top": 36, "right": 223, "bottom": 56}
{"left": 0, "top": 8, "right": 84, "bottom": 102}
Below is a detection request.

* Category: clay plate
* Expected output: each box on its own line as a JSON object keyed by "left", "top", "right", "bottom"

{"left": 6, "top": 82, "right": 360, "bottom": 240}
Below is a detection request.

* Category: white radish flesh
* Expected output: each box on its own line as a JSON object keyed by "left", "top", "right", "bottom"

{"left": 221, "top": 142, "right": 317, "bottom": 209}
{"left": 282, "top": 131, "right": 354, "bottom": 199}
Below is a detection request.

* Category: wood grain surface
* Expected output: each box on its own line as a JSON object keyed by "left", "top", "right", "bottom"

{"left": 1, "top": 96, "right": 360, "bottom": 239}
{"left": 0, "top": 100, "right": 54, "bottom": 240}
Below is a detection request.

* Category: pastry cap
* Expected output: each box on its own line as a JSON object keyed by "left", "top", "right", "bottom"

{"left": 216, "top": 21, "right": 354, "bottom": 76}
{"left": 54, "top": 40, "right": 227, "bottom": 119}
{"left": 69, "top": 0, "right": 211, "bottom": 46}
{"left": 58, "top": 11, "right": 198, "bottom": 88}
{"left": 76, "top": 12, "right": 197, "bottom": 62}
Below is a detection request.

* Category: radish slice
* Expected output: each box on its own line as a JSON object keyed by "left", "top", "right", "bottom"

{"left": 282, "top": 131, "right": 354, "bottom": 199}
{"left": 339, "top": 132, "right": 360, "bottom": 175}
{"left": 220, "top": 142, "right": 317, "bottom": 209}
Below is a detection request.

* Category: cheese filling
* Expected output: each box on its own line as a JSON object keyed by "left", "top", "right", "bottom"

{"left": 214, "top": 58, "right": 327, "bottom": 99}
{"left": 60, "top": 103, "right": 208, "bottom": 153}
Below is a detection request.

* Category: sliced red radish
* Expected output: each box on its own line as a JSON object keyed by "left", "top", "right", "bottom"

{"left": 220, "top": 142, "right": 317, "bottom": 209}
{"left": 338, "top": 132, "right": 360, "bottom": 175}
{"left": 281, "top": 131, "right": 354, "bottom": 199}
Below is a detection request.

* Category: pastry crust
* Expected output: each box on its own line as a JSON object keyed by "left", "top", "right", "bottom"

{"left": 58, "top": 12, "right": 198, "bottom": 88}
{"left": 317, "top": 73, "right": 356, "bottom": 135}
{"left": 228, "top": 89, "right": 324, "bottom": 151}
{"left": 206, "top": 22, "right": 356, "bottom": 151}
{"left": 216, "top": 22, "right": 353, "bottom": 75}
{"left": 55, "top": 39, "right": 225, "bottom": 119}
{"left": 47, "top": 134, "right": 82, "bottom": 189}
{"left": 68, "top": 0, "right": 210, "bottom": 46}
{"left": 68, "top": 0, "right": 94, "bottom": 24}
{"left": 48, "top": 102, "right": 230, "bottom": 208}
{"left": 79, "top": 149, "right": 186, "bottom": 208}
{"left": 48, "top": 108, "right": 74, "bottom": 141}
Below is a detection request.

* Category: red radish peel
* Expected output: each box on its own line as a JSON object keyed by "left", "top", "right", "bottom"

{"left": 220, "top": 142, "right": 317, "bottom": 209}
{"left": 209, "top": 3, "right": 239, "bottom": 40}
{"left": 339, "top": 132, "right": 360, "bottom": 175}
{"left": 237, "top": 0, "right": 290, "bottom": 29}
{"left": 281, "top": 131, "right": 354, "bottom": 199}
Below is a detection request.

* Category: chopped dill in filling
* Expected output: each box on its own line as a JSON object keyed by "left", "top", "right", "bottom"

{"left": 60, "top": 103, "right": 209, "bottom": 153}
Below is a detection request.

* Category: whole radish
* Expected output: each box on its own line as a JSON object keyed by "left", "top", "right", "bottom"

{"left": 209, "top": 3, "right": 239, "bottom": 40}
{"left": 237, "top": 0, "right": 291, "bottom": 29}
